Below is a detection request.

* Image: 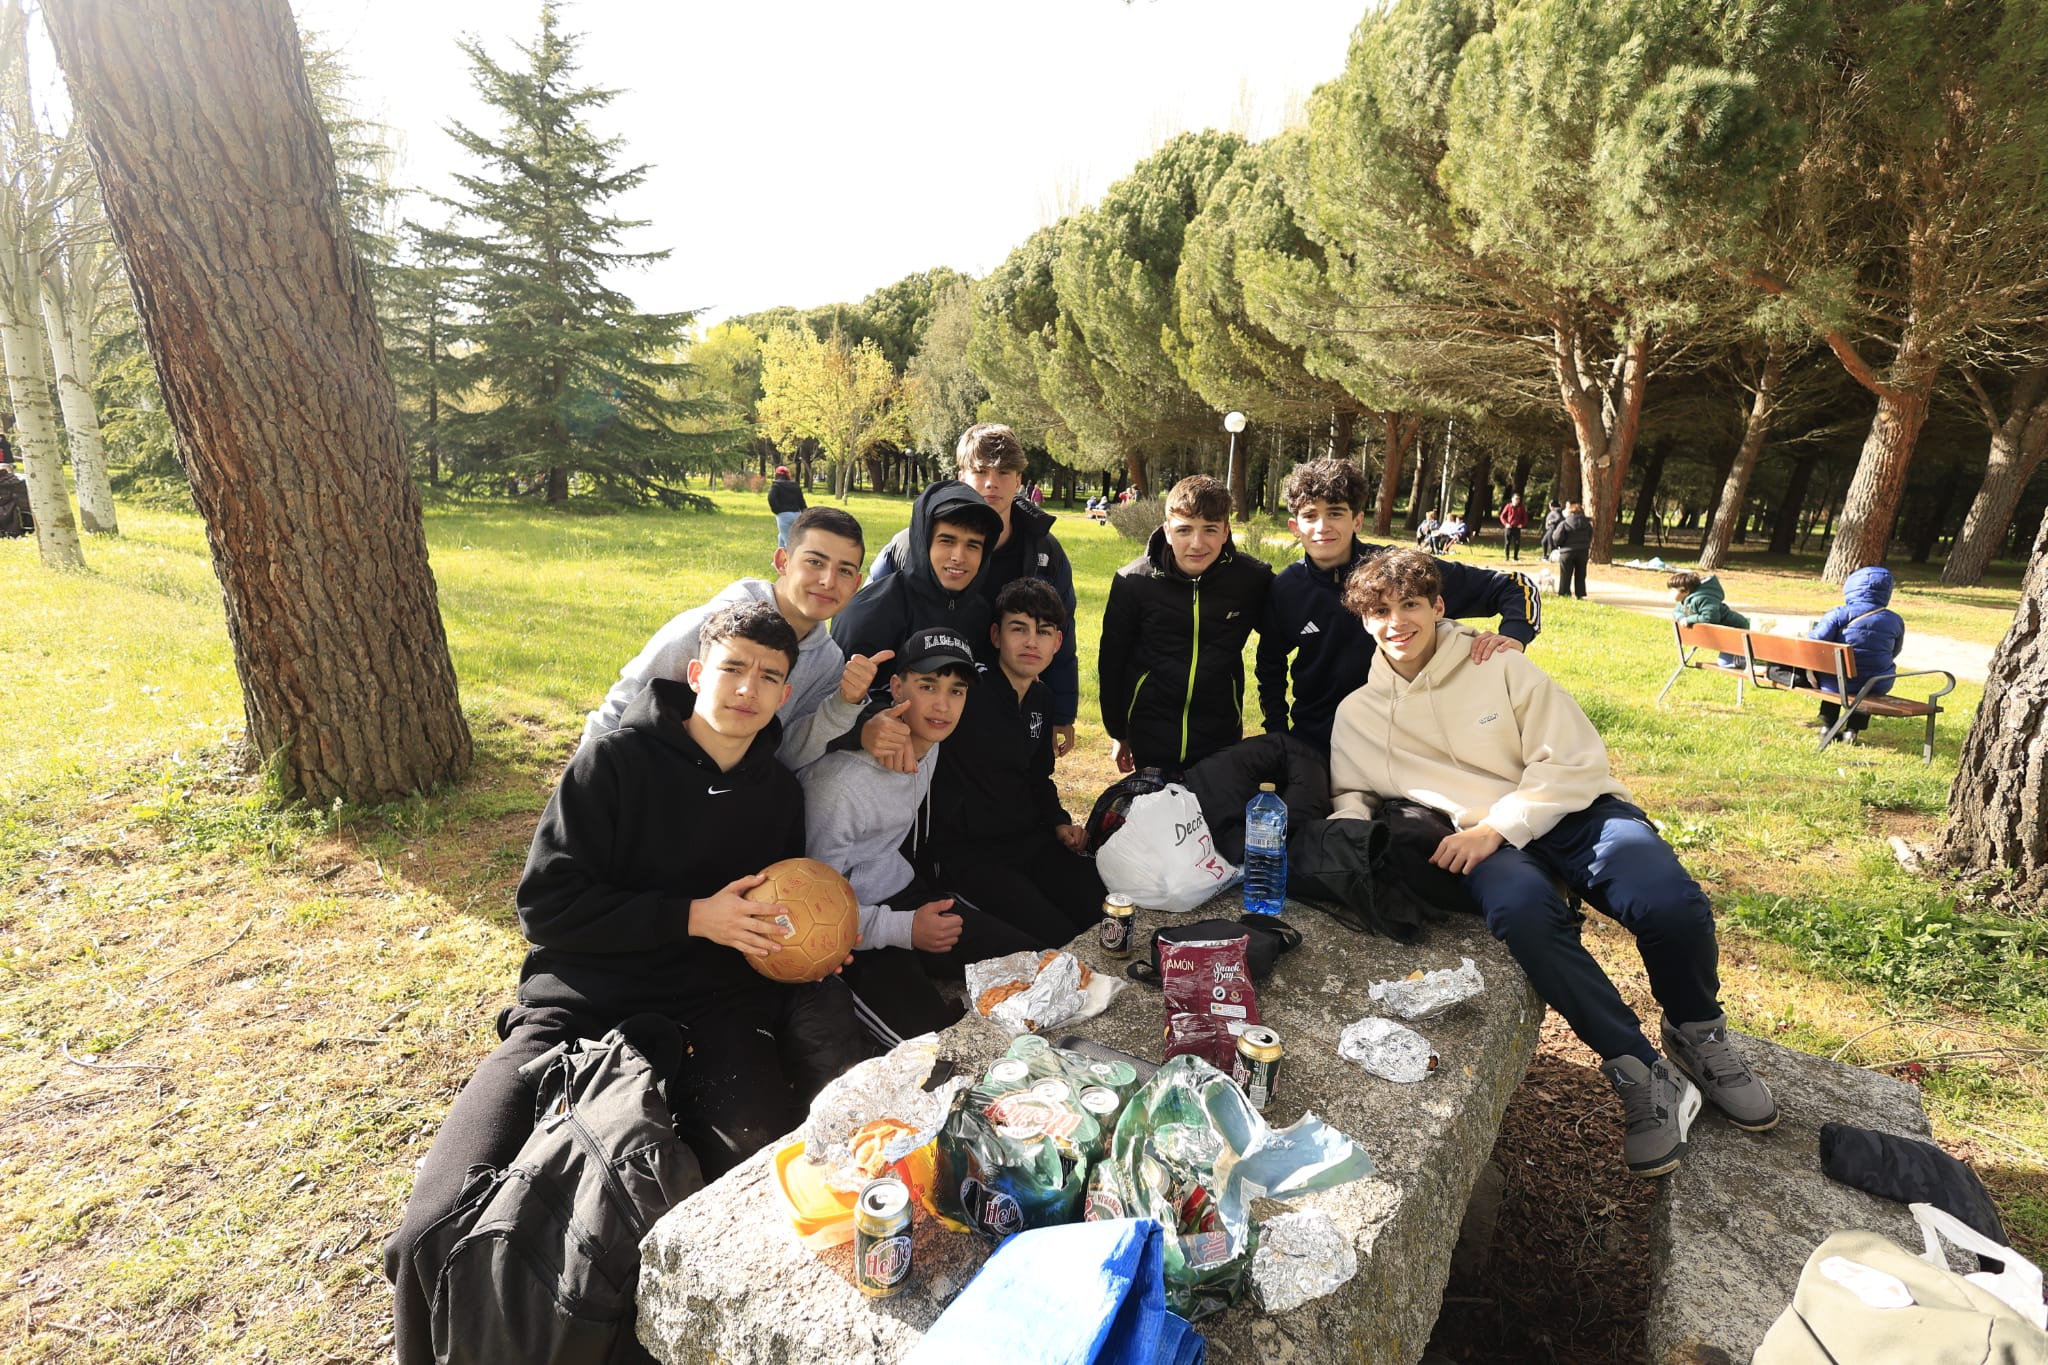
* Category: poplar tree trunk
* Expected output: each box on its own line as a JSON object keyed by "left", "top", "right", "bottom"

{"left": 0, "top": 310, "right": 85, "bottom": 568}
{"left": 1938, "top": 506, "right": 2048, "bottom": 908}
{"left": 1942, "top": 367, "right": 2048, "bottom": 587}
{"left": 1822, "top": 338, "right": 1940, "bottom": 584}
{"left": 1699, "top": 344, "right": 1786, "bottom": 572}
{"left": 44, "top": 0, "right": 471, "bottom": 801}
{"left": 41, "top": 277, "right": 118, "bottom": 535}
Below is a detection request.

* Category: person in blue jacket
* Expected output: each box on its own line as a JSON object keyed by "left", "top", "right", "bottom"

{"left": 1257, "top": 457, "right": 1543, "bottom": 752}
{"left": 1808, "top": 565, "right": 1905, "bottom": 737}
{"left": 865, "top": 424, "right": 1081, "bottom": 756}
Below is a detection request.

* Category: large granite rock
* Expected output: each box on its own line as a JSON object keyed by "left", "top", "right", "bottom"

{"left": 1646, "top": 1033, "right": 1946, "bottom": 1365}
{"left": 639, "top": 894, "right": 1544, "bottom": 1365}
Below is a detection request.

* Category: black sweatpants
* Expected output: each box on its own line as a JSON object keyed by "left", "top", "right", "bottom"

{"left": 929, "top": 836, "right": 1104, "bottom": 948}
{"left": 1817, "top": 699, "right": 1870, "bottom": 734}
{"left": 384, "top": 983, "right": 862, "bottom": 1365}
{"left": 1558, "top": 549, "right": 1589, "bottom": 599}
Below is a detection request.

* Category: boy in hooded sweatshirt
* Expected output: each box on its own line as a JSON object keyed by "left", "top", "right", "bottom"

{"left": 866, "top": 424, "right": 1082, "bottom": 755}
{"left": 1667, "top": 570, "right": 1750, "bottom": 669}
{"left": 1099, "top": 475, "right": 1272, "bottom": 773}
{"left": 1329, "top": 548, "right": 1777, "bottom": 1180}
{"left": 831, "top": 480, "right": 1005, "bottom": 702}
{"left": 800, "top": 628, "right": 1049, "bottom": 1045}
{"left": 1807, "top": 565, "right": 1905, "bottom": 738}
{"left": 385, "top": 603, "right": 864, "bottom": 1364}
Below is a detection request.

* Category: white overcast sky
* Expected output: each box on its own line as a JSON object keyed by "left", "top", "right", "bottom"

{"left": 273, "top": 0, "right": 1367, "bottom": 323}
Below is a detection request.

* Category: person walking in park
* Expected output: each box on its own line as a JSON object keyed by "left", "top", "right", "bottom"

{"left": 1555, "top": 500, "right": 1594, "bottom": 599}
{"left": 768, "top": 464, "right": 806, "bottom": 548}
{"left": 866, "top": 424, "right": 1081, "bottom": 755}
{"left": 1330, "top": 548, "right": 1778, "bottom": 1178}
{"left": 1500, "top": 492, "right": 1529, "bottom": 561}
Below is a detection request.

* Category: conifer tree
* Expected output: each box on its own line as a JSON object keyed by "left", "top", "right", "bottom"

{"left": 425, "top": 1, "right": 719, "bottom": 508}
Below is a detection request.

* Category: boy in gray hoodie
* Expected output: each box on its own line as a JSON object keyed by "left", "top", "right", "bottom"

{"left": 801, "top": 627, "right": 1047, "bottom": 1044}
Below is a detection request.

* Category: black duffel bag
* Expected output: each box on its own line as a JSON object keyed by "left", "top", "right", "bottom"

{"left": 1124, "top": 915, "right": 1303, "bottom": 986}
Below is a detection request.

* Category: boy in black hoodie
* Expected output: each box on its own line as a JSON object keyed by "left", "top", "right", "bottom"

{"left": 922, "top": 578, "right": 1104, "bottom": 945}
{"left": 1099, "top": 475, "right": 1272, "bottom": 772}
{"left": 867, "top": 425, "right": 1082, "bottom": 755}
{"left": 385, "top": 603, "right": 863, "bottom": 1364}
{"left": 1257, "top": 458, "right": 1541, "bottom": 751}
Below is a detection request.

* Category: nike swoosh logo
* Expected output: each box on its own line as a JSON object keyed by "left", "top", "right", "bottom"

{"left": 707, "top": 786, "right": 734, "bottom": 795}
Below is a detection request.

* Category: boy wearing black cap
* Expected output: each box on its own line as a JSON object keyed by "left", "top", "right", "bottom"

{"left": 799, "top": 627, "right": 1047, "bottom": 1043}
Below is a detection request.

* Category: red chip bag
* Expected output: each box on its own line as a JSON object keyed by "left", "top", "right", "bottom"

{"left": 1159, "top": 935, "right": 1260, "bottom": 1026}
{"left": 1165, "top": 1012, "right": 1237, "bottom": 1071}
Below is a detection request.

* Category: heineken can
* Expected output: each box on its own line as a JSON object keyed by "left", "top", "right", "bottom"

{"left": 1233, "top": 1025, "right": 1284, "bottom": 1112}
{"left": 854, "top": 1176, "right": 914, "bottom": 1298}
{"left": 986, "top": 1059, "right": 1032, "bottom": 1088}
{"left": 1098, "top": 894, "right": 1136, "bottom": 957}
{"left": 1007, "top": 1034, "right": 1051, "bottom": 1059}
{"left": 1028, "top": 1077, "right": 1073, "bottom": 1105}
{"left": 1078, "top": 1085, "right": 1122, "bottom": 1121}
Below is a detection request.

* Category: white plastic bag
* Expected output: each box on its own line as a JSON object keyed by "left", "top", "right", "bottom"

{"left": 1913, "top": 1202, "right": 2047, "bottom": 1331}
{"left": 1094, "top": 782, "right": 1240, "bottom": 914}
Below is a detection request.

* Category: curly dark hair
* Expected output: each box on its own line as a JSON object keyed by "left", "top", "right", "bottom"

{"left": 1343, "top": 547, "right": 1442, "bottom": 618}
{"left": 1281, "top": 458, "right": 1370, "bottom": 516}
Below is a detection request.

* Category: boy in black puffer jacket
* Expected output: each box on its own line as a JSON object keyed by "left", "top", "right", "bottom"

{"left": 1098, "top": 475, "right": 1271, "bottom": 773}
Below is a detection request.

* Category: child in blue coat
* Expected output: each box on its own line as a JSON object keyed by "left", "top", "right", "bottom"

{"left": 1809, "top": 566, "right": 1905, "bottom": 736}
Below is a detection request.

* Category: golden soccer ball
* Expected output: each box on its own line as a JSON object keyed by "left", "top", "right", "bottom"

{"left": 744, "top": 857, "right": 860, "bottom": 983}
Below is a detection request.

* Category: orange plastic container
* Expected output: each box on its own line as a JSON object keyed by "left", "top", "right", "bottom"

{"left": 773, "top": 1140, "right": 858, "bottom": 1249}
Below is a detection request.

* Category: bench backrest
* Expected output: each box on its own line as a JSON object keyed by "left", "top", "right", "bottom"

{"left": 1675, "top": 621, "right": 1750, "bottom": 656}
{"left": 1744, "top": 632, "right": 1856, "bottom": 678}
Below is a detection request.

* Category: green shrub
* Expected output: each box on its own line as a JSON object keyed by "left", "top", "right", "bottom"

{"left": 1107, "top": 497, "right": 1162, "bottom": 541}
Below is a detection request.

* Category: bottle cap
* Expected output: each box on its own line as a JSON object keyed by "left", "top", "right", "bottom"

{"left": 1258, "top": 783, "right": 1276, "bottom": 792}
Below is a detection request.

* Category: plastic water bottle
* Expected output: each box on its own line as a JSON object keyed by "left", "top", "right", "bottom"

{"left": 1242, "top": 783, "right": 1288, "bottom": 916}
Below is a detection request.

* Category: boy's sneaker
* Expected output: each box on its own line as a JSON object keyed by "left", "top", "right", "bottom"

{"left": 1661, "top": 1014, "right": 1781, "bottom": 1131}
{"left": 1601, "top": 1054, "right": 1701, "bottom": 1178}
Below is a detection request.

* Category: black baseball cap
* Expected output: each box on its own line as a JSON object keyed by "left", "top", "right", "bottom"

{"left": 897, "top": 627, "right": 976, "bottom": 675}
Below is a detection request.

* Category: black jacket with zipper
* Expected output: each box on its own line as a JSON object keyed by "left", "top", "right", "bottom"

{"left": 830, "top": 480, "right": 1003, "bottom": 705}
{"left": 924, "top": 669, "right": 1068, "bottom": 861}
{"left": 1098, "top": 527, "right": 1271, "bottom": 769}
{"left": 515, "top": 677, "right": 807, "bottom": 1020}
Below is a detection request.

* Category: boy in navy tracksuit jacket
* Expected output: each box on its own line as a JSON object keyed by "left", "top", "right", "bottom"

{"left": 1257, "top": 458, "right": 1543, "bottom": 752}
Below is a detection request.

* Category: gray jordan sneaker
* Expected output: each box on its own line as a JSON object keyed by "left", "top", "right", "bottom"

{"left": 1662, "top": 1014, "right": 1781, "bottom": 1131}
{"left": 1601, "top": 1054, "right": 1702, "bottom": 1177}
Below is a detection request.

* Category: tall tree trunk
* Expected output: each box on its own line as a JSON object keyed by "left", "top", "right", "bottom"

{"left": 1123, "top": 449, "right": 1147, "bottom": 496}
{"left": 1907, "top": 447, "right": 1966, "bottom": 564}
{"left": 1822, "top": 336, "right": 1940, "bottom": 583}
{"left": 1553, "top": 438, "right": 1582, "bottom": 504}
{"left": 1226, "top": 428, "right": 1249, "bottom": 521}
{"left": 1943, "top": 367, "right": 2048, "bottom": 587}
{"left": 1373, "top": 412, "right": 1416, "bottom": 536}
{"left": 41, "top": 277, "right": 118, "bottom": 535}
{"left": 1461, "top": 450, "right": 1494, "bottom": 535}
{"left": 0, "top": 311, "right": 85, "bottom": 568}
{"left": 1509, "top": 449, "right": 1532, "bottom": 498}
{"left": 1627, "top": 440, "right": 1669, "bottom": 550}
{"left": 1405, "top": 430, "right": 1437, "bottom": 532}
{"left": 1331, "top": 408, "right": 1355, "bottom": 462}
{"left": 1937, "top": 505, "right": 2048, "bottom": 908}
{"left": 1699, "top": 343, "right": 1787, "bottom": 571}
{"left": 1554, "top": 320, "right": 1648, "bottom": 565}
{"left": 45, "top": 0, "right": 471, "bottom": 801}
{"left": 546, "top": 464, "right": 568, "bottom": 503}
{"left": 1770, "top": 454, "right": 1817, "bottom": 555}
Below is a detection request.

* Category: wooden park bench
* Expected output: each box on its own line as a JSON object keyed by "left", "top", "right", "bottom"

{"left": 1658, "top": 620, "right": 1956, "bottom": 763}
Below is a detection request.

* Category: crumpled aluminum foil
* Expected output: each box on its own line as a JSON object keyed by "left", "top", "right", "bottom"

{"left": 798, "top": 1034, "right": 967, "bottom": 1191}
{"left": 964, "top": 949, "right": 1089, "bottom": 1035}
{"left": 1367, "top": 956, "right": 1485, "bottom": 1020}
{"left": 1338, "top": 1016, "right": 1439, "bottom": 1083}
{"left": 1251, "top": 1208, "right": 1358, "bottom": 1313}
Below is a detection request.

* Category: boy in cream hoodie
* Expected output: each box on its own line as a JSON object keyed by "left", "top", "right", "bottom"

{"left": 1330, "top": 548, "right": 1776, "bottom": 1178}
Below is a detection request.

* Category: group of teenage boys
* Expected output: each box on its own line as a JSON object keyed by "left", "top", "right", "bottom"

{"left": 387, "top": 431, "right": 1776, "bottom": 1359}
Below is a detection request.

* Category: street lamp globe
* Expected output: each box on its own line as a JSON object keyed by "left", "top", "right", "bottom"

{"left": 1223, "top": 411, "right": 1247, "bottom": 433}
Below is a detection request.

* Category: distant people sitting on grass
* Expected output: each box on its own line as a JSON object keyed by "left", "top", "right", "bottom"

{"left": 767, "top": 464, "right": 806, "bottom": 547}
{"left": 1806, "top": 566, "right": 1905, "bottom": 740}
{"left": 1415, "top": 507, "right": 1443, "bottom": 552}
{"left": 1099, "top": 474, "right": 1270, "bottom": 773}
{"left": 582, "top": 506, "right": 885, "bottom": 773}
{"left": 1440, "top": 515, "right": 1468, "bottom": 551}
{"left": 1330, "top": 548, "right": 1778, "bottom": 1179}
{"left": 1257, "top": 457, "right": 1541, "bottom": 752}
{"left": 1668, "top": 570, "right": 1750, "bottom": 668}
{"left": 385, "top": 602, "right": 866, "bottom": 1364}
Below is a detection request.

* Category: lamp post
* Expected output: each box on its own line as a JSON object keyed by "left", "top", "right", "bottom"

{"left": 1224, "top": 410, "right": 1246, "bottom": 516}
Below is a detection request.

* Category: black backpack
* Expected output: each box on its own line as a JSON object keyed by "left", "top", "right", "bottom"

{"left": 408, "top": 1016, "right": 701, "bottom": 1365}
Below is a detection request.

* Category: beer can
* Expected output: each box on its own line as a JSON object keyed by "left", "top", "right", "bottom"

{"left": 986, "top": 1059, "right": 1032, "bottom": 1088}
{"left": 1233, "top": 1025, "right": 1283, "bottom": 1112}
{"left": 854, "top": 1176, "right": 914, "bottom": 1298}
{"left": 1098, "top": 894, "right": 1136, "bottom": 958}
{"left": 1028, "top": 1077, "right": 1073, "bottom": 1105}
{"left": 1006, "top": 1034, "right": 1051, "bottom": 1059}
{"left": 1078, "top": 1085, "right": 1122, "bottom": 1120}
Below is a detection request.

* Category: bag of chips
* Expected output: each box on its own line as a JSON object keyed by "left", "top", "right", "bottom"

{"left": 1159, "top": 933, "right": 1260, "bottom": 1027}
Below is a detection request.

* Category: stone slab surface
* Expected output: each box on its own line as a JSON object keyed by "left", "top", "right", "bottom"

{"left": 640, "top": 893, "right": 1544, "bottom": 1365}
{"left": 1646, "top": 1033, "right": 1946, "bottom": 1365}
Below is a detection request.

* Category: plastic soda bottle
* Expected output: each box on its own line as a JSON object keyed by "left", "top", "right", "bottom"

{"left": 1242, "top": 782, "right": 1288, "bottom": 916}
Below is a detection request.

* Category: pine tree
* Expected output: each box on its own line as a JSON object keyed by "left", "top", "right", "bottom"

{"left": 425, "top": 1, "right": 719, "bottom": 508}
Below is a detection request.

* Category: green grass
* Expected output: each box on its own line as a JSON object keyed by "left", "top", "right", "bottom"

{"left": 0, "top": 489, "right": 2040, "bottom": 1361}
